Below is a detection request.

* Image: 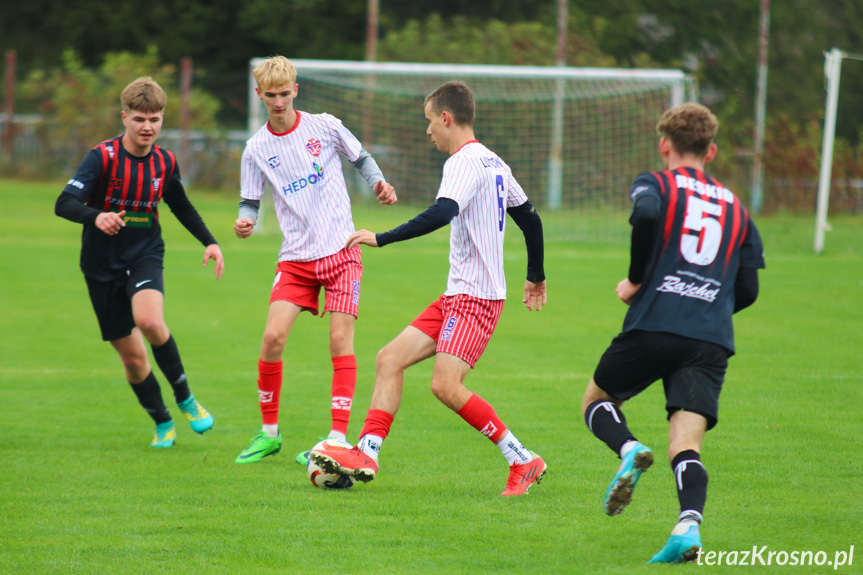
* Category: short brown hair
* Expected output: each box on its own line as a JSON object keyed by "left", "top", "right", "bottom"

{"left": 425, "top": 81, "right": 475, "bottom": 127}
{"left": 120, "top": 77, "right": 167, "bottom": 113}
{"left": 253, "top": 56, "right": 297, "bottom": 90}
{"left": 656, "top": 103, "right": 718, "bottom": 157}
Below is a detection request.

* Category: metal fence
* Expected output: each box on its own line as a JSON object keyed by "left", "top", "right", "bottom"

{"left": 0, "top": 114, "right": 246, "bottom": 190}
{"left": 2, "top": 114, "right": 862, "bottom": 214}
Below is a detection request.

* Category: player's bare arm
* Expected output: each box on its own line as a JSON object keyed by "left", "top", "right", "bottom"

{"left": 95, "top": 210, "right": 126, "bottom": 236}
{"left": 616, "top": 278, "right": 641, "bottom": 305}
{"left": 373, "top": 180, "right": 397, "bottom": 205}
{"left": 234, "top": 218, "right": 255, "bottom": 239}
{"left": 203, "top": 244, "right": 225, "bottom": 280}
{"left": 345, "top": 229, "right": 378, "bottom": 250}
{"left": 523, "top": 280, "right": 547, "bottom": 311}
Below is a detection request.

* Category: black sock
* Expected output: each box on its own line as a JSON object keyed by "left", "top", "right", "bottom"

{"left": 129, "top": 371, "right": 171, "bottom": 424}
{"left": 152, "top": 334, "right": 190, "bottom": 403}
{"left": 672, "top": 450, "right": 708, "bottom": 523}
{"left": 584, "top": 400, "right": 637, "bottom": 456}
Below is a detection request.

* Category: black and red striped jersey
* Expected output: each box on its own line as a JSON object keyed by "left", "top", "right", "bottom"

{"left": 56, "top": 135, "right": 217, "bottom": 281}
{"left": 621, "top": 167, "right": 765, "bottom": 353}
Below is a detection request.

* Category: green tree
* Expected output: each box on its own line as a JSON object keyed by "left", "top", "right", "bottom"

{"left": 20, "top": 47, "right": 220, "bottom": 168}
{"left": 377, "top": 12, "right": 621, "bottom": 67}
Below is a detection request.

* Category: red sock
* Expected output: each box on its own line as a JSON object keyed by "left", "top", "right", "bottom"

{"left": 257, "top": 358, "right": 282, "bottom": 425}
{"left": 457, "top": 393, "right": 507, "bottom": 443}
{"left": 330, "top": 354, "right": 357, "bottom": 436}
{"left": 359, "top": 409, "right": 394, "bottom": 441}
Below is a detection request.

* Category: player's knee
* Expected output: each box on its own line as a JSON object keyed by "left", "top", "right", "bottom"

{"left": 668, "top": 434, "right": 702, "bottom": 464}
{"left": 668, "top": 440, "right": 700, "bottom": 462}
{"left": 581, "top": 379, "right": 613, "bottom": 417}
{"left": 429, "top": 379, "right": 457, "bottom": 406}
{"left": 136, "top": 316, "right": 167, "bottom": 342}
{"left": 260, "top": 328, "right": 287, "bottom": 356}
{"left": 376, "top": 345, "right": 400, "bottom": 374}
{"left": 429, "top": 381, "right": 446, "bottom": 403}
{"left": 328, "top": 331, "right": 353, "bottom": 357}
{"left": 120, "top": 350, "right": 149, "bottom": 376}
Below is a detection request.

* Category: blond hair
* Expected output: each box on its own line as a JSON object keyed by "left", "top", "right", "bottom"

{"left": 656, "top": 103, "right": 719, "bottom": 157}
{"left": 120, "top": 77, "right": 167, "bottom": 113}
{"left": 253, "top": 56, "right": 297, "bottom": 90}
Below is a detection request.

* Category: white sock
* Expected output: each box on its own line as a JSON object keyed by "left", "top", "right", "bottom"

{"left": 496, "top": 431, "right": 532, "bottom": 465}
{"left": 358, "top": 434, "right": 383, "bottom": 460}
{"left": 262, "top": 424, "right": 279, "bottom": 438}
{"left": 620, "top": 440, "right": 637, "bottom": 459}
{"left": 672, "top": 511, "right": 703, "bottom": 535}
{"left": 327, "top": 430, "right": 347, "bottom": 442}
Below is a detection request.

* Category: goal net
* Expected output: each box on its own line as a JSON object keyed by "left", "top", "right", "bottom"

{"left": 249, "top": 59, "right": 695, "bottom": 243}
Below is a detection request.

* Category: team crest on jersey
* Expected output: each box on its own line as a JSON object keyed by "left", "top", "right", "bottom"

{"left": 151, "top": 179, "right": 161, "bottom": 193}
{"left": 306, "top": 138, "right": 321, "bottom": 157}
{"left": 268, "top": 155, "right": 281, "bottom": 169}
{"left": 107, "top": 144, "right": 115, "bottom": 160}
{"left": 107, "top": 178, "right": 122, "bottom": 196}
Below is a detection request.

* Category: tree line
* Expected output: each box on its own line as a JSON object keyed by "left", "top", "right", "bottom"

{"left": 2, "top": 0, "right": 862, "bottom": 210}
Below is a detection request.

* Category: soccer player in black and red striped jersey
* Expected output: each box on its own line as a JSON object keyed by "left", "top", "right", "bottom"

{"left": 580, "top": 103, "right": 765, "bottom": 563}
{"left": 55, "top": 77, "right": 224, "bottom": 448}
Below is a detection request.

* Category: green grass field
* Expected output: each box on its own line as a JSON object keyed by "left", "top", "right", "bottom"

{"left": 1, "top": 178, "right": 861, "bottom": 574}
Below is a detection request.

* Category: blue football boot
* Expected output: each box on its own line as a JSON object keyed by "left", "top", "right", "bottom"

{"left": 603, "top": 442, "right": 653, "bottom": 515}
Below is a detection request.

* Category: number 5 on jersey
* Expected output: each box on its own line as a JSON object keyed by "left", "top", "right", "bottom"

{"left": 681, "top": 196, "right": 723, "bottom": 265}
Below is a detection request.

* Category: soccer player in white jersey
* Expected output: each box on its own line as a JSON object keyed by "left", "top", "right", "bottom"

{"left": 311, "top": 81, "right": 548, "bottom": 496}
{"left": 234, "top": 56, "right": 397, "bottom": 465}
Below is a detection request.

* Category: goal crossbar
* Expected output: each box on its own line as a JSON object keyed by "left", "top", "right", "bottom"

{"left": 257, "top": 58, "right": 689, "bottom": 81}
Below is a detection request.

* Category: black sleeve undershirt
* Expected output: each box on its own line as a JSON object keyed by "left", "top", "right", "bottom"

{"left": 507, "top": 200, "right": 545, "bottom": 283}
{"left": 733, "top": 266, "right": 759, "bottom": 313}
{"left": 376, "top": 197, "right": 459, "bottom": 247}
{"left": 55, "top": 149, "right": 102, "bottom": 225}
{"left": 628, "top": 193, "right": 661, "bottom": 284}
{"left": 162, "top": 174, "right": 218, "bottom": 247}
{"left": 55, "top": 191, "right": 101, "bottom": 225}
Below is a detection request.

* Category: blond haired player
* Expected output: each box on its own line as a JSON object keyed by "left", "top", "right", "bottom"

{"left": 234, "top": 56, "right": 397, "bottom": 465}
{"left": 312, "top": 81, "right": 548, "bottom": 496}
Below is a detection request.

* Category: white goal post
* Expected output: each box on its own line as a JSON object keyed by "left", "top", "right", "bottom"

{"left": 248, "top": 58, "right": 695, "bottom": 243}
{"left": 814, "top": 48, "right": 863, "bottom": 254}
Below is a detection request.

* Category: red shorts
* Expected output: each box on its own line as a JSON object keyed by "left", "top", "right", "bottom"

{"left": 270, "top": 246, "right": 363, "bottom": 317}
{"left": 410, "top": 294, "right": 504, "bottom": 368}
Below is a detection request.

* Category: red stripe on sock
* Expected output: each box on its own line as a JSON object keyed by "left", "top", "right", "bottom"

{"left": 258, "top": 358, "right": 282, "bottom": 425}
{"left": 360, "top": 409, "right": 394, "bottom": 441}
{"left": 331, "top": 354, "right": 357, "bottom": 435}
{"left": 457, "top": 393, "right": 507, "bottom": 443}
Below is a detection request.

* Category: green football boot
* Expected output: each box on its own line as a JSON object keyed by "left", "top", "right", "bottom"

{"left": 235, "top": 431, "right": 282, "bottom": 464}
{"left": 295, "top": 436, "right": 328, "bottom": 466}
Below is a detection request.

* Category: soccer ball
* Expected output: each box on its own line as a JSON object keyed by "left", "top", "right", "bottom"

{"left": 305, "top": 439, "right": 356, "bottom": 489}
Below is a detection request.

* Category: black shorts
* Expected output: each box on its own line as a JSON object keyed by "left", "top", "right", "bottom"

{"left": 85, "top": 259, "right": 165, "bottom": 342}
{"left": 593, "top": 330, "right": 730, "bottom": 430}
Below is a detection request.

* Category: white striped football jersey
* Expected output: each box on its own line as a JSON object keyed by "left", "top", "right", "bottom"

{"left": 436, "top": 140, "right": 529, "bottom": 300}
{"left": 241, "top": 112, "right": 361, "bottom": 262}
